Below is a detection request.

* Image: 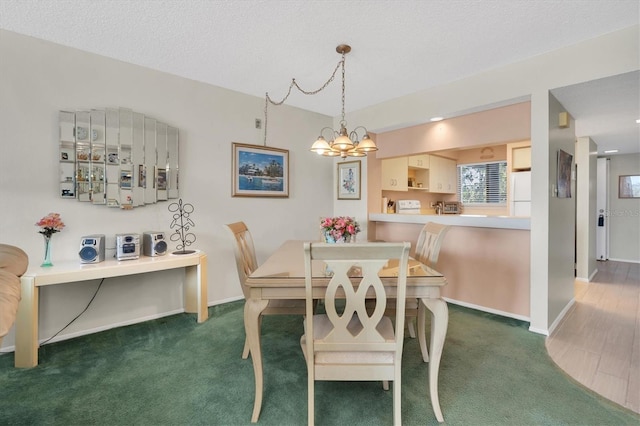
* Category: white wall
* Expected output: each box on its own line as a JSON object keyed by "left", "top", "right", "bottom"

{"left": 575, "top": 136, "right": 598, "bottom": 281}
{"left": 351, "top": 25, "right": 639, "bottom": 334}
{"left": 546, "top": 94, "right": 577, "bottom": 330}
{"left": 0, "top": 30, "right": 336, "bottom": 351}
{"left": 607, "top": 153, "right": 640, "bottom": 262}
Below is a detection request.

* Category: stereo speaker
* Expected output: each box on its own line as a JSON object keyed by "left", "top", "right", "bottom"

{"left": 143, "top": 231, "right": 168, "bottom": 257}
{"left": 79, "top": 234, "right": 105, "bottom": 263}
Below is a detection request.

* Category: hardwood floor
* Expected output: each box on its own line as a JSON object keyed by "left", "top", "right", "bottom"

{"left": 546, "top": 261, "right": 640, "bottom": 414}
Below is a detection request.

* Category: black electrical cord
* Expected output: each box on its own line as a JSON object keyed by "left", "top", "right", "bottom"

{"left": 39, "top": 278, "right": 105, "bottom": 346}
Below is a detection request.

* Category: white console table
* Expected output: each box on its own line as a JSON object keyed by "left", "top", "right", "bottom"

{"left": 15, "top": 250, "right": 207, "bottom": 368}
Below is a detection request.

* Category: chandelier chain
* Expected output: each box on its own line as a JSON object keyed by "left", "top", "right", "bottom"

{"left": 263, "top": 55, "right": 345, "bottom": 145}
{"left": 340, "top": 52, "right": 346, "bottom": 123}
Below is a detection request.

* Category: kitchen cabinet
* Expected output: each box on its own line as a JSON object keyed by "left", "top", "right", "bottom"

{"left": 512, "top": 146, "right": 531, "bottom": 171}
{"left": 408, "top": 154, "right": 429, "bottom": 169}
{"left": 382, "top": 156, "right": 431, "bottom": 191}
{"left": 429, "top": 156, "right": 457, "bottom": 194}
{"left": 381, "top": 157, "right": 408, "bottom": 191}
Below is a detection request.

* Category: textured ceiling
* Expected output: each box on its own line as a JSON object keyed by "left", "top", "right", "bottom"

{"left": 1, "top": 0, "right": 638, "bottom": 154}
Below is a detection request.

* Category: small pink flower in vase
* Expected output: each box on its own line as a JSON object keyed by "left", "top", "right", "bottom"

{"left": 36, "top": 212, "right": 65, "bottom": 267}
{"left": 320, "top": 216, "right": 360, "bottom": 243}
{"left": 36, "top": 213, "right": 65, "bottom": 238}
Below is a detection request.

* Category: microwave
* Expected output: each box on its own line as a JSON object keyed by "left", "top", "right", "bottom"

{"left": 442, "top": 202, "right": 461, "bottom": 214}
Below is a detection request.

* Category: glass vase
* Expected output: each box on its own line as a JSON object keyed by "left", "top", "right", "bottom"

{"left": 41, "top": 234, "right": 53, "bottom": 267}
{"left": 323, "top": 231, "right": 352, "bottom": 244}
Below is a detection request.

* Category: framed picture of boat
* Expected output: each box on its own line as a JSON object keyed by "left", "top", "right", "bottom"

{"left": 337, "top": 160, "right": 361, "bottom": 200}
{"left": 232, "top": 142, "right": 289, "bottom": 197}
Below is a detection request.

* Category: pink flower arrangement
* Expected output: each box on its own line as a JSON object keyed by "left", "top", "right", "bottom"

{"left": 36, "top": 213, "right": 65, "bottom": 238}
{"left": 320, "top": 216, "right": 360, "bottom": 242}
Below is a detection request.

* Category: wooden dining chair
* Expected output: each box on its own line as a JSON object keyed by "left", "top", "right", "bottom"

{"left": 225, "top": 222, "right": 306, "bottom": 359}
{"left": 405, "top": 222, "right": 450, "bottom": 361}
{"left": 301, "top": 242, "right": 410, "bottom": 426}
{"left": 367, "top": 222, "right": 450, "bottom": 362}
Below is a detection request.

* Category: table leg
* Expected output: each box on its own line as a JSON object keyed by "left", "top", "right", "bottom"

{"left": 15, "top": 276, "right": 39, "bottom": 368}
{"left": 245, "top": 298, "right": 268, "bottom": 423}
{"left": 421, "top": 298, "right": 448, "bottom": 423}
{"left": 184, "top": 255, "right": 208, "bottom": 323}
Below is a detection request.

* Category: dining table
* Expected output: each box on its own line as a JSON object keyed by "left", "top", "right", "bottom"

{"left": 243, "top": 240, "right": 449, "bottom": 423}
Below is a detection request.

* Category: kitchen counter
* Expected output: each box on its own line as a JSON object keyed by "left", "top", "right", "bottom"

{"left": 369, "top": 214, "right": 531, "bottom": 320}
{"left": 369, "top": 213, "right": 530, "bottom": 230}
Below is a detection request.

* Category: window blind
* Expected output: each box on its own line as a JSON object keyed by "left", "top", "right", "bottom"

{"left": 457, "top": 161, "right": 507, "bottom": 205}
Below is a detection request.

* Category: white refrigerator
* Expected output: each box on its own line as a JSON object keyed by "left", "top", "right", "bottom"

{"left": 510, "top": 171, "right": 531, "bottom": 216}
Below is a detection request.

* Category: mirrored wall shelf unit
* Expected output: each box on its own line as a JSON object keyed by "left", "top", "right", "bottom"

{"left": 58, "top": 108, "right": 179, "bottom": 209}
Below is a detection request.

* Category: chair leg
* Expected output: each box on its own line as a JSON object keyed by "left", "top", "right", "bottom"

{"left": 407, "top": 317, "right": 417, "bottom": 338}
{"left": 308, "top": 375, "right": 314, "bottom": 426}
{"left": 242, "top": 336, "right": 250, "bottom": 359}
{"left": 393, "top": 378, "right": 401, "bottom": 426}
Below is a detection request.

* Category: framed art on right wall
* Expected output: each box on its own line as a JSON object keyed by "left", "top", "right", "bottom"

{"left": 556, "top": 149, "right": 573, "bottom": 198}
{"left": 619, "top": 175, "right": 640, "bottom": 198}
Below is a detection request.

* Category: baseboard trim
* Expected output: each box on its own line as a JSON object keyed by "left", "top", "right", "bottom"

{"left": 209, "top": 295, "right": 244, "bottom": 305}
{"left": 576, "top": 267, "right": 599, "bottom": 282}
{"left": 608, "top": 257, "right": 640, "bottom": 264}
{"left": 442, "top": 297, "right": 530, "bottom": 322}
{"left": 528, "top": 326, "right": 549, "bottom": 336}
{"left": 1, "top": 297, "right": 247, "bottom": 354}
{"left": 547, "top": 297, "right": 576, "bottom": 337}
{"left": 0, "top": 308, "right": 185, "bottom": 353}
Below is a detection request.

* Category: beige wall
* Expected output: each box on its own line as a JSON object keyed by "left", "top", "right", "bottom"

{"left": 375, "top": 102, "right": 530, "bottom": 158}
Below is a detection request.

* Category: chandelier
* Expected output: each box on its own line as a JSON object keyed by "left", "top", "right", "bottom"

{"left": 264, "top": 44, "right": 378, "bottom": 159}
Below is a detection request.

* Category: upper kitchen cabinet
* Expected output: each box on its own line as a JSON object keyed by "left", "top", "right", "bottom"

{"left": 381, "top": 157, "right": 408, "bottom": 191}
{"left": 512, "top": 146, "right": 531, "bottom": 171}
{"left": 408, "top": 154, "right": 429, "bottom": 169}
{"left": 382, "top": 156, "right": 431, "bottom": 191}
{"left": 428, "top": 156, "right": 457, "bottom": 194}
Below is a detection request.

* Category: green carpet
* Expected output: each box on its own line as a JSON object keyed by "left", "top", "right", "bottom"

{"left": 1, "top": 301, "right": 638, "bottom": 425}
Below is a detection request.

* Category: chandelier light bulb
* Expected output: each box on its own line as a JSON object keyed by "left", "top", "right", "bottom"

{"left": 310, "top": 136, "right": 333, "bottom": 155}
{"left": 354, "top": 134, "right": 378, "bottom": 152}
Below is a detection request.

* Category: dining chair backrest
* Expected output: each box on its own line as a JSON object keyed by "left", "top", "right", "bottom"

{"left": 225, "top": 222, "right": 258, "bottom": 299}
{"left": 303, "top": 241, "right": 410, "bottom": 364}
{"left": 414, "top": 222, "right": 451, "bottom": 268}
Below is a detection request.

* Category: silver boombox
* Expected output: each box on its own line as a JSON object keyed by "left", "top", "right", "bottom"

{"left": 116, "top": 233, "right": 140, "bottom": 260}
